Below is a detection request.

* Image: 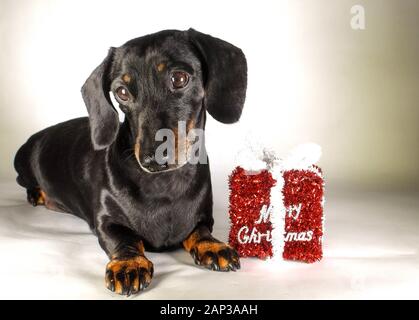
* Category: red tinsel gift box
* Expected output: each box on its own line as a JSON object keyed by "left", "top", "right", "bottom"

{"left": 228, "top": 144, "right": 325, "bottom": 263}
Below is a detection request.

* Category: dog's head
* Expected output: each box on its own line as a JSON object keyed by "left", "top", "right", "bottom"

{"left": 82, "top": 29, "right": 247, "bottom": 173}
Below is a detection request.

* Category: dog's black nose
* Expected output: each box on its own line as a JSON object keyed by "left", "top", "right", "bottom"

{"left": 141, "top": 153, "right": 168, "bottom": 172}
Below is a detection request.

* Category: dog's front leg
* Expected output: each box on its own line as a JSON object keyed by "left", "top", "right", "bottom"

{"left": 183, "top": 225, "right": 240, "bottom": 271}
{"left": 97, "top": 224, "right": 154, "bottom": 296}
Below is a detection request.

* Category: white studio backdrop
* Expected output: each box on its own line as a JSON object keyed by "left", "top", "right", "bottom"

{"left": 1, "top": 0, "right": 419, "bottom": 207}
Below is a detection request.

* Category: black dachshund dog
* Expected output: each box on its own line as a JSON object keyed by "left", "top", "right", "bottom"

{"left": 14, "top": 29, "right": 247, "bottom": 296}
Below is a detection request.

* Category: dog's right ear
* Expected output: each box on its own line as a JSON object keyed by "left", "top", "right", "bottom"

{"left": 187, "top": 29, "right": 247, "bottom": 124}
{"left": 81, "top": 47, "right": 119, "bottom": 150}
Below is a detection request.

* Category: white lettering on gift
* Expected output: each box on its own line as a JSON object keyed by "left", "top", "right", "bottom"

{"left": 236, "top": 203, "right": 313, "bottom": 244}
{"left": 255, "top": 203, "right": 302, "bottom": 223}
{"left": 284, "top": 231, "right": 313, "bottom": 242}
{"left": 238, "top": 227, "right": 313, "bottom": 244}
{"left": 255, "top": 204, "right": 273, "bottom": 224}
{"left": 237, "top": 226, "right": 272, "bottom": 244}
{"left": 286, "top": 203, "right": 302, "bottom": 220}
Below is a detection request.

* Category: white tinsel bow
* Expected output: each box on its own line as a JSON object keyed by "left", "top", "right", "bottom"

{"left": 235, "top": 138, "right": 322, "bottom": 173}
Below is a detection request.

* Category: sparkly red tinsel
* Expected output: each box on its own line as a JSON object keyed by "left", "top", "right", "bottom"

{"left": 228, "top": 165, "right": 324, "bottom": 263}
{"left": 228, "top": 167, "right": 275, "bottom": 259}
{"left": 282, "top": 167, "right": 324, "bottom": 263}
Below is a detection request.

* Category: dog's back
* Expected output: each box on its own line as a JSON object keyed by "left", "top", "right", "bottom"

{"left": 15, "top": 117, "right": 85, "bottom": 184}
{"left": 14, "top": 117, "right": 96, "bottom": 220}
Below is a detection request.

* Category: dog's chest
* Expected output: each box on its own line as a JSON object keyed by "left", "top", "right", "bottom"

{"left": 111, "top": 164, "right": 212, "bottom": 250}
{"left": 128, "top": 196, "right": 201, "bottom": 250}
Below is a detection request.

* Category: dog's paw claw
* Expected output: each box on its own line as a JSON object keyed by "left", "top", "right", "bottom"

{"left": 105, "top": 257, "right": 153, "bottom": 296}
{"left": 190, "top": 243, "right": 241, "bottom": 272}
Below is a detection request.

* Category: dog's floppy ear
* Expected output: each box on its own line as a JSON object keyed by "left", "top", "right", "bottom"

{"left": 81, "top": 47, "right": 119, "bottom": 150}
{"left": 187, "top": 28, "right": 247, "bottom": 124}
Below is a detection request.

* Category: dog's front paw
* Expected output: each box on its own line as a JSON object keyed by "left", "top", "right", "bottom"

{"left": 190, "top": 242, "right": 241, "bottom": 272}
{"left": 105, "top": 256, "right": 154, "bottom": 296}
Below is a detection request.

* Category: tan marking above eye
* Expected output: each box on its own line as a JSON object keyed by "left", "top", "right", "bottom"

{"left": 157, "top": 63, "right": 166, "bottom": 72}
{"left": 122, "top": 73, "right": 132, "bottom": 84}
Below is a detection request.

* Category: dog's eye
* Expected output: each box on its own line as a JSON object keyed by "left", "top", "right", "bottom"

{"left": 171, "top": 71, "right": 189, "bottom": 89}
{"left": 115, "top": 86, "right": 130, "bottom": 102}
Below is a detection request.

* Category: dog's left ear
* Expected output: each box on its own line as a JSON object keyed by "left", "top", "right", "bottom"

{"left": 187, "top": 29, "right": 247, "bottom": 124}
{"left": 81, "top": 47, "right": 119, "bottom": 150}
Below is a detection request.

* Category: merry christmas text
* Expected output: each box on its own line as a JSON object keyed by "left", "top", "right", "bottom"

{"left": 237, "top": 203, "right": 314, "bottom": 244}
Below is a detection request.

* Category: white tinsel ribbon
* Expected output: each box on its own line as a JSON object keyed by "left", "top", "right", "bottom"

{"left": 269, "top": 165, "right": 286, "bottom": 262}
{"left": 235, "top": 139, "right": 322, "bottom": 173}
{"left": 235, "top": 140, "right": 322, "bottom": 261}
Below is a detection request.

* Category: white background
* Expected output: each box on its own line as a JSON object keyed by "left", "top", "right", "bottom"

{"left": 1, "top": 0, "right": 419, "bottom": 190}
{"left": 0, "top": 0, "right": 418, "bottom": 299}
